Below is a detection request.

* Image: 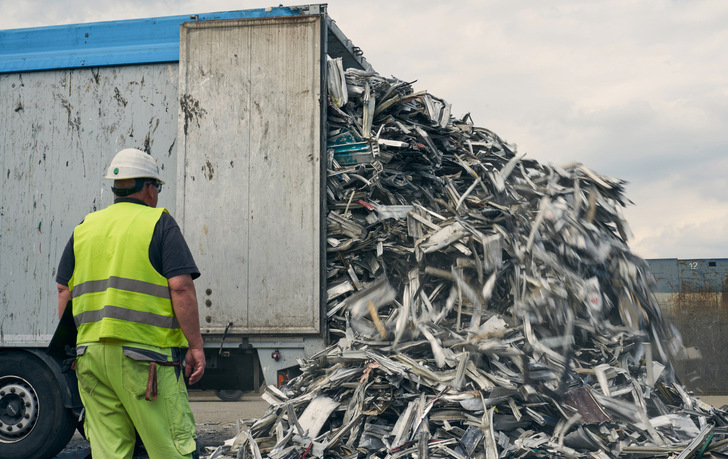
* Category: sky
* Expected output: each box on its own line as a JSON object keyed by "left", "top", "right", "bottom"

{"left": 2, "top": 0, "right": 727, "bottom": 260}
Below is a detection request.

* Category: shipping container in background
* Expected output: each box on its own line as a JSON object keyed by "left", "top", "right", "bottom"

{"left": 0, "top": 5, "right": 369, "bottom": 458}
{"left": 646, "top": 258, "right": 728, "bottom": 395}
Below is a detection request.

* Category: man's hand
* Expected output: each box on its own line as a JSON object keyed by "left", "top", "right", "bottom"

{"left": 185, "top": 347, "right": 206, "bottom": 385}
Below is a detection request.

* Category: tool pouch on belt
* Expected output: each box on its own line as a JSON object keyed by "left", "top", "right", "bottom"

{"left": 122, "top": 347, "right": 182, "bottom": 401}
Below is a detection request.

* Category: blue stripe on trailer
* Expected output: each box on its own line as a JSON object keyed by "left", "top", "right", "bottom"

{"left": 0, "top": 7, "right": 303, "bottom": 73}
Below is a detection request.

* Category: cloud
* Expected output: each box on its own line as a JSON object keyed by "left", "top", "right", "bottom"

{"left": 625, "top": 174, "right": 728, "bottom": 258}
{"left": 2, "top": 0, "right": 727, "bottom": 259}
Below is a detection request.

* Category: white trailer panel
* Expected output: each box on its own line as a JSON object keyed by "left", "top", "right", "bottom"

{"left": 0, "top": 65, "right": 178, "bottom": 346}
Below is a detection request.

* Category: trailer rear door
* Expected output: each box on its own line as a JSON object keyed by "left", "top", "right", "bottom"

{"left": 177, "top": 16, "right": 323, "bottom": 335}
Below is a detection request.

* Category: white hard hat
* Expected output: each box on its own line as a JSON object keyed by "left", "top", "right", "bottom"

{"left": 104, "top": 148, "right": 165, "bottom": 184}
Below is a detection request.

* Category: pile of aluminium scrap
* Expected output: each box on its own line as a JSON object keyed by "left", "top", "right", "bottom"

{"left": 206, "top": 60, "right": 728, "bottom": 458}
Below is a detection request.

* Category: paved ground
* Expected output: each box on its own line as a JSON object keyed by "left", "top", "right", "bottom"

{"left": 55, "top": 390, "right": 269, "bottom": 458}
{"left": 698, "top": 395, "right": 728, "bottom": 409}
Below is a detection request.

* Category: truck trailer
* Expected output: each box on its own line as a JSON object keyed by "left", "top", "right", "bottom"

{"left": 0, "top": 5, "right": 368, "bottom": 457}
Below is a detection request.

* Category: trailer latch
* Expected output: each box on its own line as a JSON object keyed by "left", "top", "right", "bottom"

{"left": 217, "top": 322, "right": 233, "bottom": 356}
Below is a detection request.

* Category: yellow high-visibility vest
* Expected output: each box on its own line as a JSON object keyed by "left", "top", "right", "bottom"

{"left": 69, "top": 202, "right": 188, "bottom": 347}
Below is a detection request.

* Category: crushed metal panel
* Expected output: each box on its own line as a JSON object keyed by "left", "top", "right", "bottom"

{"left": 562, "top": 386, "right": 610, "bottom": 425}
{"left": 177, "top": 16, "right": 322, "bottom": 335}
{"left": 0, "top": 64, "right": 178, "bottom": 346}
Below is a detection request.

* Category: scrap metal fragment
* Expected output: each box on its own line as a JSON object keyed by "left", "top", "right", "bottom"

{"left": 297, "top": 396, "right": 340, "bottom": 439}
{"left": 562, "top": 386, "right": 610, "bottom": 425}
{"left": 676, "top": 424, "right": 715, "bottom": 459}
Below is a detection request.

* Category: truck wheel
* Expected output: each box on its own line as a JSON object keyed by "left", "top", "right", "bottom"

{"left": 215, "top": 389, "right": 245, "bottom": 401}
{"left": 0, "top": 352, "right": 78, "bottom": 459}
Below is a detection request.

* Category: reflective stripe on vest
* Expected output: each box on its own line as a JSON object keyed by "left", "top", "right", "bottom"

{"left": 71, "top": 276, "right": 171, "bottom": 299}
{"left": 69, "top": 202, "right": 187, "bottom": 348}
{"left": 73, "top": 305, "right": 180, "bottom": 329}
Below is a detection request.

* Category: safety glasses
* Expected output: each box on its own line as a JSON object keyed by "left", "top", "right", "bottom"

{"left": 146, "top": 181, "right": 163, "bottom": 193}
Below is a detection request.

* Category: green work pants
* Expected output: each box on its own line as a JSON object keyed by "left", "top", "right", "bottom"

{"left": 75, "top": 340, "right": 198, "bottom": 459}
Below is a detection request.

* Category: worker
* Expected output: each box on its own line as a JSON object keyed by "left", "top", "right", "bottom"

{"left": 56, "top": 148, "right": 205, "bottom": 459}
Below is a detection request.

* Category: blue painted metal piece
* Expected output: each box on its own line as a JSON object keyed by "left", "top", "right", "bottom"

{"left": 0, "top": 6, "right": 306, "bottom": 73}
{"left": 329, "top": 129, "right": 373, "bottom": 165}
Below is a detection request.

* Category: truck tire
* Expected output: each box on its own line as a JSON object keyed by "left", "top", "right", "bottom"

{"left": 0, "top": 352, "right": 78, "bottom": 459}
{"left": 215, "top": 389, "right": 245, "bottom": 401}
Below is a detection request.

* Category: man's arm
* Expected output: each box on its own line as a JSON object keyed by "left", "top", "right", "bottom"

{"left": 168, "top": 274, "right": 206, "bottom": 384}
{"left": 57, "top": 284, "right": 71, "bottom": 319}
